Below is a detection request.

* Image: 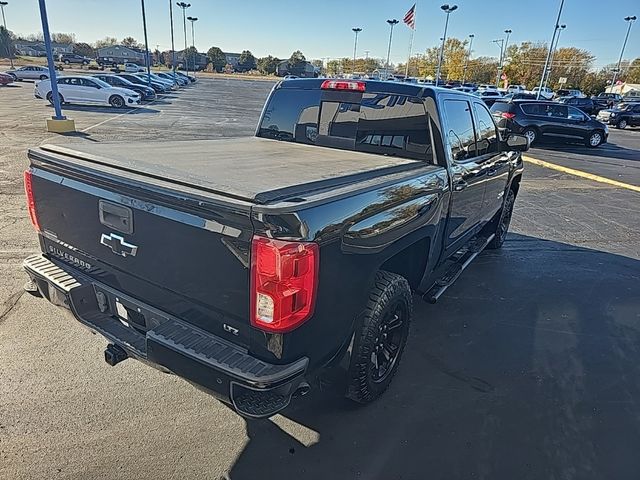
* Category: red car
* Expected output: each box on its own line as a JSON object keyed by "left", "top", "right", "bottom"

{"left": 0, "top": 72, "right": 15, "bottom": 85}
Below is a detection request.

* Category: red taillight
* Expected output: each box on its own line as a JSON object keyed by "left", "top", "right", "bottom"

{"left": 23, "top": 170, "right": 40, "bottom": 231}
{"left": 501, "top": 112, "right": 516, "bottom": 119}
{"left": 320, "top": 79, "right": 366, "bottom": 92}
{"left": 250, "top": 235, "right": 319, "bottom": 333}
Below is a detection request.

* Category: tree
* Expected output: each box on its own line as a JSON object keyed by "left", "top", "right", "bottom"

{"left": 0, "top": 26, "right": 15, "bottom": 59}
{"left": 24, "top": 33, "right": 44, "bottom": 42}
{"left": 121, "top": 36, "right": 140, "bottom": 49}
{"left": 579, "top": 70, "right": 610, "bottom": 96}
{"left": 288, "top": 50, "right": 306, "bottom": 66}
{"left": 94, "top": 37, "right": 118, "bottom": 49}
{"left": 207, "top": 46, "right": 227, "bottom": 72}
{"left": 621, "top": 58, "right": 640, "bottom": 84}
{"left": 468, "top": 57, "right": 500, "bottom": 84}
{"left": 256, "top": 55, "right": 280, "bottom": 75}
{"left": 237, "top": 50, "right": 256, "bottom": 72}
{"left": 184, "top": 46, "right": 198, "bottom": 68}
{"left": 51, "top": 32, "right": 76, "bottom": 44}
{"left": 153, "top": 49, "right": 163, "bottom": 65}
{"left": 73, "top": 42, "right": 95, "bottom": 58}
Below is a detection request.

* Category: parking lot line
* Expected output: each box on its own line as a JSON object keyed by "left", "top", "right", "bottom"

{"left": 523, "top": 155, "right": 640, "bottom": 193}
{"left": 81, "top": 97, "right": 162, "bottom": 133}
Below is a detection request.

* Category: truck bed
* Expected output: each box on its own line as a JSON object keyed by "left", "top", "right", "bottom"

{"left": 34, "top": 137, "right": 419, "bottom": 204}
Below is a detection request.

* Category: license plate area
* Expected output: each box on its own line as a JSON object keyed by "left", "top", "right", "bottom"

{"left": 93, "top": 284, "right": 166, "bottom": 334}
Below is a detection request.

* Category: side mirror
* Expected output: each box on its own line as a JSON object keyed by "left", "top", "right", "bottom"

{"left": 505, "top": 133, "right": 529, "bottom": 152}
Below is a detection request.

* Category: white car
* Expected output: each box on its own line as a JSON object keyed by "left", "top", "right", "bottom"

{"left": 124, "top": 63, "right": 145, "bottom": 73}
{"left": 507, "top": 84, "right": 527, "bottom": 94}
{"left": 8, "top": 65, "right": 52, "bottom": 81}
{"left": 529, "top": 86, "right": 554, "bottom": 99}
{"left": 35, "top": 76, "right": 141, "bottom": 108}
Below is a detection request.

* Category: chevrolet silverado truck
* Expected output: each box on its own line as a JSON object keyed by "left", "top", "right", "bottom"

{"left": 23, "top": 79, "right": 527, "bottom": 418}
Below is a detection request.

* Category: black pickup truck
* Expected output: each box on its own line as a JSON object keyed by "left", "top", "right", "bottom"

{"left": 23, "top": 79, "right": 527, "bottom": 418}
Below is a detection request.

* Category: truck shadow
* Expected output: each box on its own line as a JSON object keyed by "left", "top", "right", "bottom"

{"left": 46, "top": 104, "right": 160, "bottom": 115}
{"left": 227, "top": 233, "right": 640, "bottom": 480}
{"left": 531, "top": 141, "right": 639, "bottom": 161}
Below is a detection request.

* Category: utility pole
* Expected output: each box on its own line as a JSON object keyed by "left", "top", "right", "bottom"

{"left": 436, "top": 4, "right": 458, "bottom": 87}
{"left": 187, "top": 16, "right": 198, "bottom": 78}
{"left": 352, "top": 27, "right": 362, "bottom": 74}
{"left": 611, "top": 15, "right": 637, "bottom": 90}
{"left": 536, "top": 0, "right": 565, "bottom": 99}
{"left": 543, "top": 24, "right": 565, "bottom": 90}
{"left": 462, "top": 33, "right": 474, "bottom": 84}
{"left": 497, "top": 29, "right": 512, "bottom": 87}
{"left": 492, "top": 38, "right": 504, "bottom": 87}
{"left": 0, "top": 1, "right": 13, "bottom": 68}
{"left": 176, "top": 2, "right": 190, "bottom": 77}
{"left": 140, "top": 0, "right": 151, "bottom": 87}
{"left": 385, "top": 19, "right": 399, "bottom": 78}
{"left": 169, "top": 0, "right": 177, "bottom": 83}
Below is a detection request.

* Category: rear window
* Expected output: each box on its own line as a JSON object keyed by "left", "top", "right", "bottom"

{"left": 257, "top": 88, "right": 433, "bottom": 162}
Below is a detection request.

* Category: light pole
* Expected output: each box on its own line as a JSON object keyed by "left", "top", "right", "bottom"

{"left": 536, "top": 0, "right": 565, "bottom": 99}
{"left": 385, "top": 19, "right": 399, "bottom": 77}
{"left": 435, "top": 4, "right": 457, "bottom": 87}
{"left": 187, "top": 16, "right": 198, "bottom": 78}
{"left": 140, "top": 0, "right": 151, "bottom": 87}
{"left": 492, "top": 38, "right": 504, "bottom": 86}
{"left": 352, "top": 27, "right": 362, "bottom": 74}
{"left": 497, "top": 28, "right": 512, "bottom": 87}
{"left": 169, "top": 0, "right": 177, "bottom": 83}
{"left": 462, "top": 33, "right": 474, "bottom": 84}
{"left": 0, "top": 1, "right": 13, "bottom": 68}
{"left": 543, "top": 24, "right": 565, "bottom": 89}
{"left": 611, "top": 15, "right": 637, "bottom": 90}
{"left": 176, "top": 2, "right": 190, "bottom": 77}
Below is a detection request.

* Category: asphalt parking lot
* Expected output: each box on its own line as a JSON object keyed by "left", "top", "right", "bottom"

{"left": 1, "top": 78, "right": 639, "bottom": 480}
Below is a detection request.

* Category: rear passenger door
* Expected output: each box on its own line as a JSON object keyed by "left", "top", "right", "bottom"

{"left": 441, "top": 98, "right": 487, "bottom": 253}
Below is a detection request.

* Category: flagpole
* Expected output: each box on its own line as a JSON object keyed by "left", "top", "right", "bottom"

{"left": 404, "top": 3, "right": 417, "bottom": 78}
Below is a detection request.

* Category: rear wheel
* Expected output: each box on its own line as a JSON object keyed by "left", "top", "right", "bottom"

{"left": 46, "top": 91, "right": 64, "bottom": 105}
{"left": 63, "top": 60, "right": 70, "bottom": 65}
{"left": 616, "top": 119, "right": 627, "bottom": 129}
{"left": 39, "top": 75, "right": 48, "bottom": 80}
{"left": 522, "top": 127, "right": 537, "bottom": 146}
{"left": 109, "top": 95, "right": 125, "bottom": 108}
{"left": 587, "top": 130, "right": 604, "bottom": 148}
{"left": 346, "top": 271, "right": 412, "bottom": 404}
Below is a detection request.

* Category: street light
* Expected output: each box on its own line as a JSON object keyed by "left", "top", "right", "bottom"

{"left": 0, "top": 1, "right": 13, "bottom": 68}
{"left": 169, "top": 0, "right": 177, "bottom": 83}
{"left": 496, "top": 28, "right": 512, "bottom": 87}
{"left": 176, "top": 2, "right": 190, "bottom": 77}
{"left": 187, "top": 16, "right": 198, "bottom": 78}
{"left": 462, "top": 34, "right": 474, "bottom": 84}
{"left": 543, "top": 24, "right": 565, "bottom": 89}
{"left": 536, "top": 0, "right": 565, "bottom": 99}
{"left": 435, "top": 4, "right": 457, "bottom": 87}
{"left": 385, "top": 19, "right": 399, "bottom": 76}
{"left": 352, "top": 27, "right": 362, "bottom": 74}
{"left": 140, "top": 0, "right": 151, "bottom": 87}
{"left": 611, "top": 15, "right": 637, "bottom": 90}
{"left": 492, "top": 38, "right": 504, "bottom": 86}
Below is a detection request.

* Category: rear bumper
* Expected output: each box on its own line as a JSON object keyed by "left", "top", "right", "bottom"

{"left": 23, "top": 254, "right": 308, "bottom": 418}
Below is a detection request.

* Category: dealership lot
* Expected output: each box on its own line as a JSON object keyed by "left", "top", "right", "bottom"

{"left": 1, "top": 79, "right": 640, "bottom": 479}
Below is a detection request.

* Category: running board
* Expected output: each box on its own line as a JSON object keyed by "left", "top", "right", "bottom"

{"left": 423, "top": 233, "right": 495, "bottom": 304}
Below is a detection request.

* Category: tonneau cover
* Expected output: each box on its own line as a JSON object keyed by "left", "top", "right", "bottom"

{"left": 36, "top": 137, "right": 418, "bottom": 204}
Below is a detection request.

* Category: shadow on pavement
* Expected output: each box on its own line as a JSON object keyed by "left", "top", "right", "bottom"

{"left": 532, "top": 141, "right": 639, "bottom": 162}
{"left": 228, "top": 233, "right": 640, "bottom": 480}
{"left": 46, "top": 104, "right": 160, "bottom": 115}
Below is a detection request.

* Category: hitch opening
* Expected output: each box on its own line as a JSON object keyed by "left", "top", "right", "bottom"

{"left": 104, "top": 343, "right": 128, "bottom": 366}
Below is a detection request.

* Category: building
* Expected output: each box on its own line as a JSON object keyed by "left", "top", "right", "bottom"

{"left": 276, "top": 59, "right": 317, "bottom": 77}
{"left": 223, "top": 52, "right": 241, "bottom": 68}
{"left": 96, "top": 45, "right": 150, "bottom": 66}
{"left": 171, "top": 49, "right": 208, "bottom": 70}
{"left": 14, "top": 40, "right": 73, "bottom": 57}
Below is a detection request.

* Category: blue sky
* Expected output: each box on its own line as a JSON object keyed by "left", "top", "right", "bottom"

{"left": 5, "top": 0, "right": 639, "bottom": 68}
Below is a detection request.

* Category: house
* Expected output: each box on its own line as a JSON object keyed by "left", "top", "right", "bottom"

{"left": 14, "top": 40, "right": 73, "bottom": 57}
{"left": 223, "top": 52, "right": 241, "bottom": 68}
{"left": 96, "top": 45, "right": 150, "bottom": 66}
{"left": 276, "top": 59, "right": 317, "bottom": 77}
{"left": 171, "top": 49, "right": 208, "bottom": 70}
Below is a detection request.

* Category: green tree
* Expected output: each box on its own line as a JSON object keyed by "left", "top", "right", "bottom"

{"left": 73, "top": 42, "right": 95, "bottom": 58}
{"left": 121, "top": 37, "right": 140, "bottom": 49}
{"left": 207, "top": 46, "right": 227, "bottom": 72}
{"left": 326, "top": 59, "right": 341, "bottom": 75}
{"left": 51, "top": 32, "right": 76, "bottom": 44}
{"left": 468, "top": 57, "right": 500, "bottom": 84}
{"left": 288, "top": 50, "right": 306, "bottom": 66}
{"left": 579, "top": 70, "right": 610, "bottom": 96}
{"left": 184, "top": 46, "right": 198, "bottom": 68}
{"left": 94, "top": 37, "right": 118, "bottom": 49}
{"left": 621, "top": 58, "right": 640, "bottom": 84}
{"left": 0, "top": 26, "right": 15, "bottom": 60}
{"left": 257, "top": 55, "right": 280, "bottom": 75}
{"left": 237, "top": 50, "right": 256, "bottom": 72}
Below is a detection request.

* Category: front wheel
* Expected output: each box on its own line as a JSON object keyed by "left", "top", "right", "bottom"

{"left": 46, "top": 91, "right": 64, "bottom": 105}
{"left": 487, "top": 188, "right": 515, "bottom": 249}
{"left": 522, "top": 128, "right": 537, "bottom": 146}
{"left": 616, "top": 119, "right": 627, "bottom": 130}
{"left": 346, "top": 271, "right": 412, "bottom": 404}
{"left": 587, "top": 130, "right": 604, "bottom": 148}
{"left": 39, "top": 75, "right": 48, "bottom": 80}
{"left": 63, "top": 60, "right": 70, "bottom": 65}
{"left": 109, "top": 95, "right": 125, "bottom": 108}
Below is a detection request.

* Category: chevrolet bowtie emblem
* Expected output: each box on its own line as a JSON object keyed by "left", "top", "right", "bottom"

{"left": 100, "top": 233, "right": 138, "bottom": 257}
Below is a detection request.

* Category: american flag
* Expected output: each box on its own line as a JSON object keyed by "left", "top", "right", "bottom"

{"left": 403, "top": 4, "right": 416, "bottom": 29}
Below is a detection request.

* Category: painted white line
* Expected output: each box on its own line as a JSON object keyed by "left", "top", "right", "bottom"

{"left": 81, "top": 96, "right": 163, "bottom": 133}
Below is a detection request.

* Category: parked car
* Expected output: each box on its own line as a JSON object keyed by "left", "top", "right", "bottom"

{"left": 502, "top": 93, "right": 538, "bottom": 101}
{"left": 124, "top": 63, "right": 145, "bottom": 73}
{"left": 529, "top": 86, "right": 554, "bottom": 100}
{"left": 58, "top": 53, "right": 91, "bottom": 65}
{"left": 593, "top": 92, "right": 623, "bottom": 109}
{"left": 117, "top": 73, "right": 169, "bottom": 93}
{"left": 7, "top": 65, "right": 52, "bottom": 81}
{"left": 0, "top": 72, "right": 15, "bottom": 85}
{"left": 476, "top": 90, "right": 503, "bottom": 107}
{"left": 133, "top": 72, "right": 174, "bottom": 89}
{"left": 23, "top": 78, "right": 528, "bottom": 419}
{"left": 175, "top": 71, "right": 196, "bottom": 83}
{"left": 155, "top": 72, "right": 188, "bottom": 86}
{"left": 490, "top": 99, "right": 608, "bottom": 147}
{"left": 93, "top": 74, "right": 156, "bottom": 101}
{"left": 596, "top": 102, "right": 640, "bottom": 129}
{"left": 557, "top": 96, "right": 598, "bottom": 116}
{"left": 507, "top": 85, "right": 527, "bottom": 94}
{"left": 35, "top": 76, "right": 141, "bottom": 108}
{"left": 477, "top": 84, "right": 498, "bottom": 92}
{"left": 283, "top": 75, "right": 299, "bottom": 80}
{"left": 454, "top": 86, "right": 475, "bottom": 93}
{"left": 554, "top": 88, "right": 586, "bottom": 99}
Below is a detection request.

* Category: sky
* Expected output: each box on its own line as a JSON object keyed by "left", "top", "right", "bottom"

{"left": 4, "top": 0, "right": 639, "bottom": 68}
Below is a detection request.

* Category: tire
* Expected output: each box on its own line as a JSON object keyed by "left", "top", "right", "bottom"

{"left": 616, "top": 119, "right": 627, "bottom": 130}
{"left": 487, "top": 188, "right": 516, "bottom": 249}
{"left": 346, "top": 271, "right": 412, "bottom": 404}
{"left": 522, "top": 127, "right": 537, "bottom": 146}
{"left": 586, "top": 130, "right": 604, "bottom": 148}
{"left": 39, "top": 75, "right": 48, "bottom": 80}
{"left": 109, "top": 95, "right": 125, "bottom": 108}
{"left": 64, "top": 60, "right": 70, "bottom": 65}
{"left": 46, "top": 91, "right": 64, "bottom": 105}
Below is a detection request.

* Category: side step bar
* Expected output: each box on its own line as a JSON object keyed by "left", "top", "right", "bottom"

{"left": 423, "top": 233, "right": 495, "bottom": 304}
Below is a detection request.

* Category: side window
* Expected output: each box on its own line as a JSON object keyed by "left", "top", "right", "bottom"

{"left": 472, "top": 102, "right": 499, "bottom": 155}
{"left": 83, "top": 79, "right": 98, "bottom": 88}
{"left": 443, "top": 99, "right": 476, "bottom": 162}
{"left": 567, "top": 106, "right": 585, "bottom": 120}
{"left": 69, "top": 78, "right": 82, "bottom": 86}
{"left": 633, "top": 105, "right": 640, "bottom": 113}
{"left": 547, "top": 104, "right": 568, "bottom": 118}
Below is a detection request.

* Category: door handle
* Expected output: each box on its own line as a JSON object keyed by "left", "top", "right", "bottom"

{"left": 453, "top": 179, "right": 468, "bottom": 191}
{"left": 487, "top": 169, "right": 497, "bottom": 177}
